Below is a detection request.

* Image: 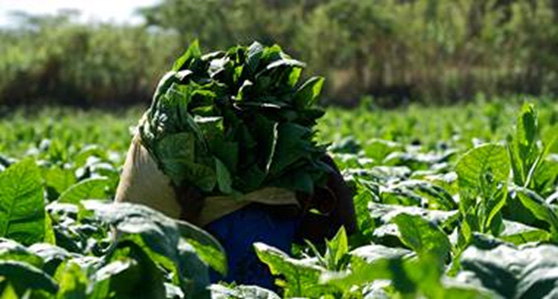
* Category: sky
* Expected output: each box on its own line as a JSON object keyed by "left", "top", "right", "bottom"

{"left": 0, "top": 0, "right": 160, "bottom": 27}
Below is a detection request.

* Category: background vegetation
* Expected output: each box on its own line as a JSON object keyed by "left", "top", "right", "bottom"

{"left": 2, "top": 0, "right": 558, "bottom": 107}
{"left": 1, "top": 100, "right": 558, "bottom": 297}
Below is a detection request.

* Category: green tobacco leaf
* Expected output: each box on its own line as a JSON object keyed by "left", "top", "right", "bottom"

{"left": 294, "top": 76, "right": 324, "bottom": 109}
{"left": 245, "top": 42, "right": 264, "bottom": 75}
{"left": 156, "top": 132, "right": 216, "bottom": 191}
{"left": 533, "top": 157, "right": 558, "bottom": 196}
{"left": 418, "top": 172, "right": 459, "bottom": 195}
{"left": 322, "top": 255, "right": 442, "bottom": 297}
{"left": 456, "top": 144, "right": 510, "bottom": 195}
{"left": 324, "top": 227, "right": 349, "bottom": 271}
{"left": 392, "top": 213, "right": 451, "bottom": 263}
{"left": 252, "top": 114, "right": 278, "bottom": 174}
{"left": 499, "top": 220, "right": 551, "bottom": 245}
{"left": 384, "top": 180, "right": 457, "bottom": 210}
{"left": 516, "top": 103, "right": 538, "bottom": 166}
{"left": 156, "top": 132, "right": 195, "bottom": 183}
{"left": 54, "top": 261, "right": 88, "bottom": 298}
{"left": 0, "top": 159, "right": 45, "bottom": 245}
{"left": 142, "top": 41, "right": 328, "bottom": 197}
{"left": 210, "top": 284, "right": 280, "bottom": 299}
{"left": 268, "top": 123, "right": 312, "bottom": 176}
{"left": 0, "top": 261, "right": 58, "bottom": 294}
{"left": 514, "top": 187, "right": 558, "bottom": 238}
{"left": 183, "top": 161, "right": 217, "bottom": 192}
{"left": 195, "top": 116, "right": 224, "bottom": 142}
{"left": 156, "top": 131, "right": 196, "bottom": 166}
{"left": 349, "top": 244, "right": 413, "bottom": 264}
{"left": 148, "top": 71, "right": 180, "bottom": 114}
{"left": 364, "top": 139, "right": 403, "bottom": 164}
{"left": 352, "top": 181, "right": 375, "bottom": 240}
{"left": 97, "top": 243, "right": 168, "bottom": 299}
{"left": 320, "top": 256, "right": 401, "bottom": 292}
{"left": 370, "top": 203, "right": 459, "bottom": 228}
{"left": 215, "top": 158, "right": 233, "bottom": 194}
{"left": 272, "top": 169, "right": 314, "bottom": 194}
{"left": 441, "top": 280, "right": 496, "bottom": 299}
{"left": 82, "top": 200, "right": 224, "bottom": 286}
{"left": 44, "top": 212, "right": 56, "bottom": 244}
{"left": 264, "top": 57, "right": 305, "bottom": 73}
{"left": 254, "top": 242, "right": 328, "bottom": 298}
{"left": 459, "top": 244, "right": 558, "bottom": 298}
{"left": 324, "top": 252, "right": 494, "bottom": 298}
{"left": 456, "top": 144, "right": 510, "bottom": 232}
{"left": 176, "top": 219, "right": 227, "bottom": 276}
{"left": 509, "top": 102, "right": 540, "bottom": 186}
{"left": 211, "top": 140, "right": 239, "bottom": 172}
{"left": 44, "top": 167, "right": 76, "bottom": 196}
{"left": 0, "top": 238, "right": 43, "bottom": 268}
{"left": 28, "top": 243, "right": 72, "bottom": 276}
{"left": 173, "top": 39, "right": 202, "bottom": 71}
{"left": 0, "top": 283, "right": 17, "bottom": 299}
{"left": 58, "top": 177, "right": 110, "bottom": 204}
{"left": 176, "top": 240, "right": 212, "bottom": 298}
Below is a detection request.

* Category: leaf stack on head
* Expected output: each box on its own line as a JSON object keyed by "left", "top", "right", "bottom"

{"left": 139, "top": 41, "right": 330, "bottom": 197}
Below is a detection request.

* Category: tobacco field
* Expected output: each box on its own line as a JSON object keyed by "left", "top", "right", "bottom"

{"left": 0, "top": 99, "right": 558, "bottom": 298}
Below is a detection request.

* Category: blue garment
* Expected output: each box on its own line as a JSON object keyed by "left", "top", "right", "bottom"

{"left": 204, "top": 204, "right": 299, "bottom": 289}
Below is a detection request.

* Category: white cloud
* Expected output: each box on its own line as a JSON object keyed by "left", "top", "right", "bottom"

{"left": 0, "top": 0, "right": 160, "bottom": 26}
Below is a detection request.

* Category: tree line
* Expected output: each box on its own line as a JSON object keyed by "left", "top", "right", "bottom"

{"left": 1, "top": 0, "right": 558, "bottom": 107}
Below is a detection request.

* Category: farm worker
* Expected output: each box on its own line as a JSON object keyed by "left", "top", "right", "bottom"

{"left": 115, "top": 132, "right": 356, "bottom": 288}
{"left": 115, "top": 40, "right": 357, "bottom": 289}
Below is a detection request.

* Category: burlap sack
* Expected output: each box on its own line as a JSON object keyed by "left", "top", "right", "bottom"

{"left": 115, "top": 135, "right": 299, "bottom": 227}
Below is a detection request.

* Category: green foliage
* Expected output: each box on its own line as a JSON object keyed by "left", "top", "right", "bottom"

{"left": 249, "top": 101, "right": 558, "bottom": 298}
{"left": 459, "top": 244, "right": 558, "bottom": 298}
{"left": 57, "top": 177, "right": 110, "bottom": 204}
{"left": 0, "top": 159, "right": 46, "bottom": 245}
{"left": 210, "top": 284, "right": 280, "bottom": 299}
{"left": 0, "top": 158, "right": 227, "bottom": 298}
{"left": 254, "top": 242, "right": 329, "bottom": 298}
{"left": 513, "top": 187, "right": 558, "bottom": 240}
{"left": 508, "top": 103, "right": 558, "bottom": 196}
{"left": 392, "top": 214, "right": 451, "bottom": 265}
{"left": 1, "top": 98, "right": 558, "bottom": 297}
{"left": 140, "top": 41, "right": 329, "bottom": 196}
{"left": 5, "top": 1, "right": 558, "bottom": 106}
{"left": 0, "top": 12, "right": 179, "bottom": 106}
{"left": 456, "top": 144, "right": 510, "bottom": 240}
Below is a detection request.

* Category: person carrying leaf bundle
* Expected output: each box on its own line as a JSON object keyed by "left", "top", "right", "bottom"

{"left": 115, "top": 41, "right": 356, "bottom": 289}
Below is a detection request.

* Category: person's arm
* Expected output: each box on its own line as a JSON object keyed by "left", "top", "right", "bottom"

{"left": 295, "top": 155, "right": 357, "bottom": 243}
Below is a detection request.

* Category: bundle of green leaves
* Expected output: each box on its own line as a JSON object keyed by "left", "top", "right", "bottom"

{"left": 139, "top": 41, "right": 330, "bottom": 197}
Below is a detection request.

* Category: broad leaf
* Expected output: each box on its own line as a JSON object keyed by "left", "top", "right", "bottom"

{"left": 58, "top": 177, "right": 110, "bottom": 204}
{"left": 499, "top": 220, "right": 551, "bottom": 245}
{"left": 215, "top": 158, "right": 233, "bottom": 194}
{"left": 294, "top": 76, "right": 324, "bottom": 109}
{"left": 254, "top": 242, "right": 329, "bottom": 298}
{"left": 392, "top": 213, "right": 451, "bottom": 264}
{"left": 172, "top": 40, "right": 202, "bottom": 71}
{"left": 0, "top": 159, "right": 45, "bottom": 245}
{"left": 456, "top": 143, "right": 510, "bottom": 196}
{"left": 210, "top": 284, "right": 281, "bottom": 299}
{"left": 53, "top": 261, "right": 88, "bottom": 298}
{"left": 459, "top": 244, "right": 558, "bottom": 298}
{"left": 513, "top": 187, "right": 558, "bottom": 239}
{"left": 324, "top": 227, "right": 349, "bottom": 271}
{"left": 0, "top": 261, "right": 58, "bottom": 295}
